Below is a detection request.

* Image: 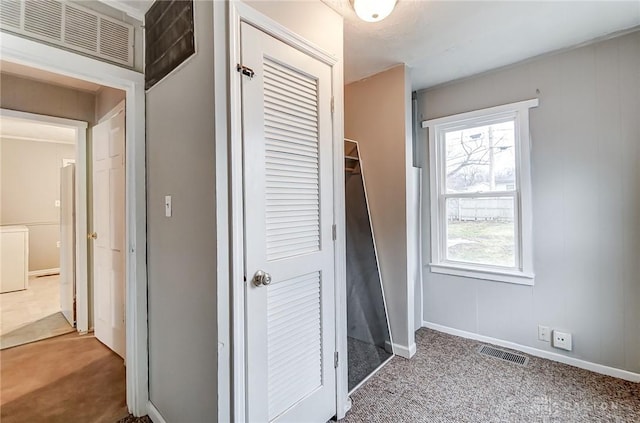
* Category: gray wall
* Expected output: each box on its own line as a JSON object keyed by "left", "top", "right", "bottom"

{"left": 418, "top": 30, "right": 640, "bottom": 373}
{"left": 146, "top": 1, "right": 218, "bottom": 421}
{"left": 146, "top": 1, "right": 344, "bottom": 420}
{"left": 0, "top": 138, "right": 75, "bottom": 271}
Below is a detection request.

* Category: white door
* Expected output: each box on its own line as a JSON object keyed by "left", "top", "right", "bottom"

{"left": 60, "top": 164, "right": 76, "bottom": 326}
{"left": 241, "top": 23, "right": 336, "bottom": 423}
{"left": 91, "top": 107, "right": 126, "bottom": 359}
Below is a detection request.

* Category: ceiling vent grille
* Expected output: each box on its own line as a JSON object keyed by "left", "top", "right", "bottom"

{"left": 0, "top": 0, "right": 133, "bottom": 67}
{"left": 477, "top": 345, "right": 529, "bottom": 366}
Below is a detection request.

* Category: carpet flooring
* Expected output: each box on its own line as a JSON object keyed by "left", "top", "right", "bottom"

{"left": 342, "top": 328, "right": 640, "bottom": 422}
{"left": 348, "top": 336, "right": 393, "bottom": 391}
{"left": 1, "top": 332, "right": 128, "bottom": 423}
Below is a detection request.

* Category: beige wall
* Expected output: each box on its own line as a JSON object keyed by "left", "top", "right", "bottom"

{"left": 95, "top": 87, "right": 125, "bottom": 122}
{"left": 345, "top": 64, "right": 415, "bottom": 350}
{"left": 1, "top": 138, "right": 75, "bottom": 271}
{"left": 418, "top": 30, "right": 640, "bottom": 373}
{"left": 0, "top": 73, "right": 95, "bottom": 124}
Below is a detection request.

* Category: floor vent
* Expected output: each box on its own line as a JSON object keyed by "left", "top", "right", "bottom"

{"left": 0, "top": 0, "right": 133, "bottom": 67}
{"left": 477, "top": 345, "right": 529, "bottom": 366}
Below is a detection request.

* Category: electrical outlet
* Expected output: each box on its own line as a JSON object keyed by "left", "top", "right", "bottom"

{"left": 56, "top": 241, "right": 61, "bottom": 248}
{"left": 538, "top": 325, "right": 550, "bottom": 342}
{"left": 55, "top": 200, "right": 61, "bottom": 208}
{"left": 552, "top": 330, "right": 572, "bottom": 351}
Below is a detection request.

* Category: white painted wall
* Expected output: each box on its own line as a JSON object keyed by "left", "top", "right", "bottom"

{"left": 418, "top": 30, "right": 640, "bottom": 374}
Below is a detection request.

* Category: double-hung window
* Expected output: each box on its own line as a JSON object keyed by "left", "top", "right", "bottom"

{"left": 422, "top": 99, "right": 538, "bottom": 285}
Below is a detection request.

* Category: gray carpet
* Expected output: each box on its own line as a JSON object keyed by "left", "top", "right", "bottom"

{"left": 348, "top": 336, "right": 393, "bottom": 391}
{"left": 343, "top": 328, "right": 640, "bottom": 422}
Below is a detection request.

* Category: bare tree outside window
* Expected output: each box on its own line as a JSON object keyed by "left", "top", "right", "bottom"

{"left": 444, "top": 121, "right": 517, "bottom": 267}
{"left": 425, "top": 99, "right": 537, "bottom": 283}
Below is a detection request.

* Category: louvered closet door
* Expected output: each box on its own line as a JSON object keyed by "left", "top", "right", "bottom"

{"left": 241, "top": 22, "right": 336, "bottom": 423}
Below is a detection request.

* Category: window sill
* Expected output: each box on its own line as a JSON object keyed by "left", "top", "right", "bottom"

{"left": 429, "top": 263, "right": 534, "bottom": 286}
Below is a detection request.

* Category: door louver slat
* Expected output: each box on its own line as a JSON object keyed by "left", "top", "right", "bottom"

{"left": 0, "top": 0, "right": 133, "bottom": 66}
{"left": 264, "top": 57, "right": 320, "bottom": 262}
{"left": 267, "top": 272, "right": 322, "bottom": 420}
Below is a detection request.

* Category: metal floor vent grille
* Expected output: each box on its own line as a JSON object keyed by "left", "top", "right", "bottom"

{"left": 477, "top": 345, "right": 529, "bottom": 366}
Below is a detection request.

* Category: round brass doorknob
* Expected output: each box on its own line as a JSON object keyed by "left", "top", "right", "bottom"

{"left": 88, "top": 232, "right": 97, "bottom": 239}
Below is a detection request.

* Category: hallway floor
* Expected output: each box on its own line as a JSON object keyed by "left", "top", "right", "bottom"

{"left": 1, "top": 332, "right": 128, "bottom": 423}
{"left": 1, "top": 275, "right": 74, "bottom": 349}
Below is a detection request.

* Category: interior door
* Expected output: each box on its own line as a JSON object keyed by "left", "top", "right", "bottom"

{"left": 91, "top": 107, "right": 126, "bottom": 359}
{"left": 241, "top": 23, "right": 336, "bottom": 423}
{"left": 59, "top": 163, "right": 76, "bottom": 326}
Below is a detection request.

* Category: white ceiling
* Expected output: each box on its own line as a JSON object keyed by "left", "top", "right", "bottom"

{"left": 0, "top": 116, "right": 76, "bottom": 144}
{"left": 324, "top": 1, "right": 640, "bottom": 90}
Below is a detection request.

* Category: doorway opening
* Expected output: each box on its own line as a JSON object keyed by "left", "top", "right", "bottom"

{"left": 0, "top": 61, "right": 131, "bottom": 422}
{"left": 0, "top": 113, "right": 79, "bottom": 349}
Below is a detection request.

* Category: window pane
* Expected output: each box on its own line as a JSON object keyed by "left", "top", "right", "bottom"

{"left": 445, "top": 120, "right": 516, "bottom": 193}
{"left": 446, "top": 197, "right": 515, "bottom": 267}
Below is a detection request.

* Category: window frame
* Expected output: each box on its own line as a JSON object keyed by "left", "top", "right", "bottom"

{"left": 422, "top": 99, "right": 538, "bottom": 285}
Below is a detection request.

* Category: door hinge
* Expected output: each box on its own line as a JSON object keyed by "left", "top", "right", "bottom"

{"left": 236, "top": 64, "right": 255, "bottom": 79}
{"left": 332, "top": 224, "right": 337, "bottom": 241}
{"left": 331, "top": 96, "right": 335, "bottom": 115}
{"left": 334, "top": 351, "right": 339, "bottom": 368}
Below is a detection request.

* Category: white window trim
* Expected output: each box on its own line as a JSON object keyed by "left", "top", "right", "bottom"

{"left": 422, "top": 99, "right": 538, "bottom": 286}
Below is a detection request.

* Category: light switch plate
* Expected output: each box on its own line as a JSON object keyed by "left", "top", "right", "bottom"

{"left": 165, "top": 195, "right": 172, "bottom": 217}
{"left": 538, "top": 325, "right": 550, "bottom": 342}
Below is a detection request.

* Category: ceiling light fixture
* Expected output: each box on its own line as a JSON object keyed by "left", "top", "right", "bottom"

{"left": 353, "top": 0, "right": 397, "bottom": 23}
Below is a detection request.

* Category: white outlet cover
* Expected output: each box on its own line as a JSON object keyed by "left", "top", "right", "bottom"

{"left": 552, "top": 330, "right": 572, "bottom": 351}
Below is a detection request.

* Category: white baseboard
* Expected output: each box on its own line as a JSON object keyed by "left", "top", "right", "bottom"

{"left": 147, "top": 401, "right": 168, "bottom": 423}
{"left": 28, "top": 267, "right": 60, "bottom": 277}
{"left": 392, "top": 342, "right": 417, "bottom": 359}
{"left": 422, "top": 321, "right": 640, "bottom": 383}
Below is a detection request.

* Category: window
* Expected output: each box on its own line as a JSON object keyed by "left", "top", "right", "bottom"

{"left": 422, "top": 99, "right": 538, "bottom": 285}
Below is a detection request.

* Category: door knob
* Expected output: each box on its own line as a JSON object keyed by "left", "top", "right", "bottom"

{"left": 88, "top": 232, "right": 97, "bottom": 239}
{"left": 252, "top": 270, "right": 272, "bottom": 287}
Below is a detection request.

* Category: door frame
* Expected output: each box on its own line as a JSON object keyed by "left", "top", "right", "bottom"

{"left": 0, "top": 32, "right": 148, "bottom": 416}
{"left": 223, "top": 1, "right": 348, "bottom": 421}
{"left": 0, "top": 108, "right": 88, "bottom": 331}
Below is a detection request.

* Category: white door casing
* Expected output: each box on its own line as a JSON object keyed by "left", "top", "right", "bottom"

{"left": 60, "top": 164, "right": 76, "bottom": 326}
{"left": 92, "top": 107, "right": 126, "bottom": 359}
{"left": 241, "top": 22, "right": 337, "bottom": 423}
